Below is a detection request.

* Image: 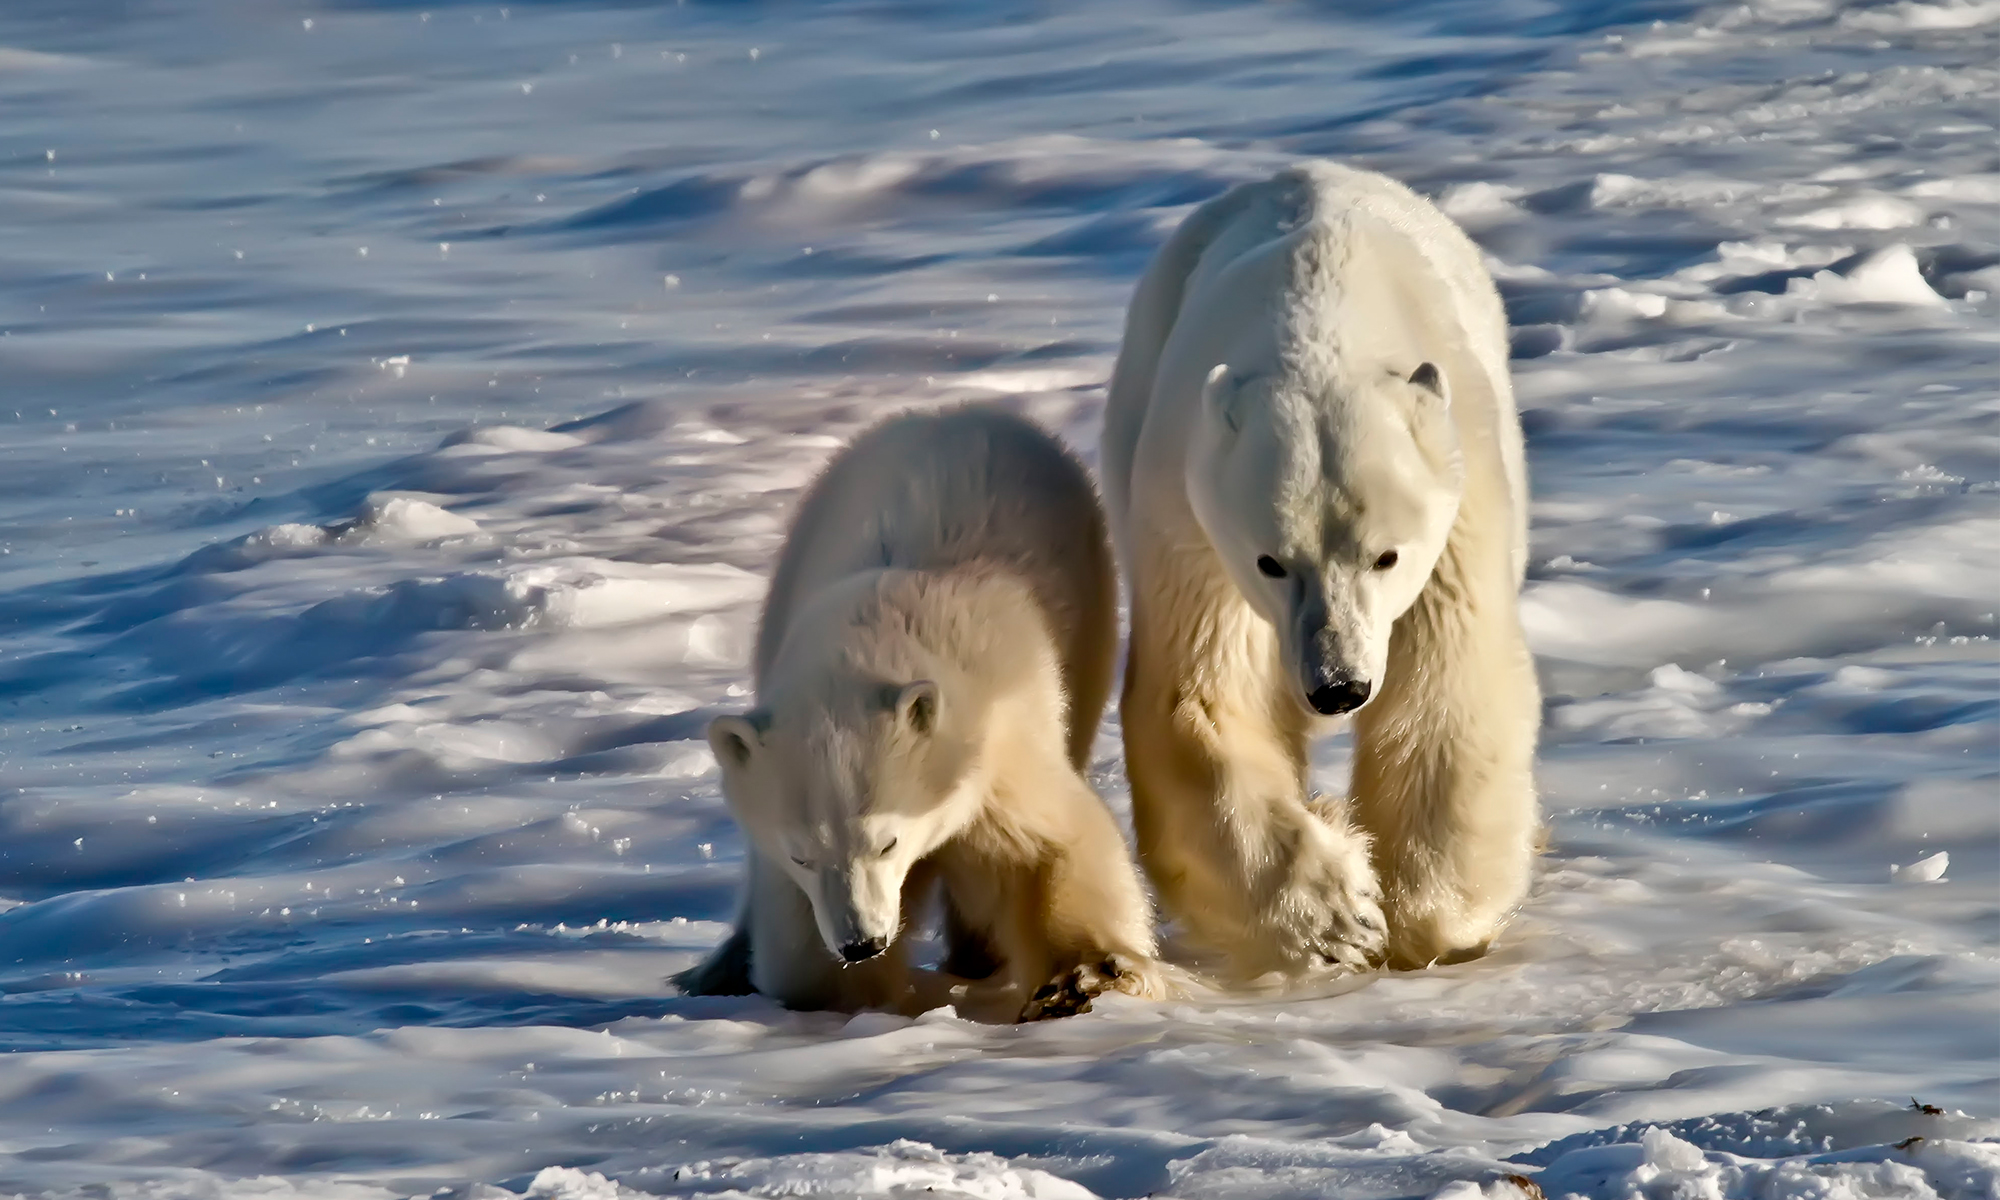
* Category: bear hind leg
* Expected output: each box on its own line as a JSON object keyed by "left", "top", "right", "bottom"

{"left": 940, "top": 893, "right": 1003, "bottom": 982}
{"left": 671, "top": 923, "right": 754, "bottom": 996}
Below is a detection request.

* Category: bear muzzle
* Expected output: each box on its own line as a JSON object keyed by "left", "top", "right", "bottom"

{"left": 1306, "top": 676, "right": 1373, "bottom": 716}
{"left": 1295, "top": 610, "right": 1373, "bottom": 716}
{"left": 813, "top": 861, "right": 901, "bottom": 964}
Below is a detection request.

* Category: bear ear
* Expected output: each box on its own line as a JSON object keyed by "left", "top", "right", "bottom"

{"left": 891, "top": 680, "right": 940, "bottom": 736}
{"left": 1202, "top": 362, "right": 1243, "bottom": 434}
{"left": 707, "top": 713, "right": 765, "bottom": 769}
{"left": 1402, "top": 362, "right": 1462, "bottom": 480}
{"left": 1407, "top": 361, "right": 1447, "bottom": 403}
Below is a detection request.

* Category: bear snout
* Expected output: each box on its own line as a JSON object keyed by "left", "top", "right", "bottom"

{"left": 838, "top": 937, "right": 888, "bottom": 964}
{"left": 1306, "top": 675, "right": 1372, "bottom": 716}
{"left": 1296, "top": 620, "right": 1372, "bottom": 715}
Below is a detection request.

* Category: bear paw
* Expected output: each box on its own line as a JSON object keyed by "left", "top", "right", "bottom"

{"left": 1016, "top": 954, "right": 1152, "bottom": 1022}
{"left": 1263, "top": 841, "right": 1388, "bottom": 974}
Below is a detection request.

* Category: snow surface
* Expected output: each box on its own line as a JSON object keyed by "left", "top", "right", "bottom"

{"left": 0, "top": 0, "right": 1995, "bottom": 1197}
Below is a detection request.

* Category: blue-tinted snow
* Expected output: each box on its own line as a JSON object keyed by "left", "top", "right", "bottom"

{"left": 0, "top": 0, "right": 1994, "bottom": 1197}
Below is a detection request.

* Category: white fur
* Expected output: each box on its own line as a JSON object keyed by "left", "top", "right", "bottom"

{"left": 676, "top": 405, "right": 1165, "bottom": 1020}
{"left": 1103, "top": 162, "right": 1541, "bottom": 976}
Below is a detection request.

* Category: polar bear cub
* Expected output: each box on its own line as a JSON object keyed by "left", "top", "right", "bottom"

{"left": 675, "top": 405, "right": 1164, "bottom": 1020}
{"left": 1102, "top": 162, "right": 1541, "bottom": 976}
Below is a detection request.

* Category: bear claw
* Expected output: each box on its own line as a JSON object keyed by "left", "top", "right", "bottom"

{"left": 1275, "top": 878, "right": 1387, "bottom": 974}
{"left": 1017, "top": 956, "right": 1138, "bottom": 1022}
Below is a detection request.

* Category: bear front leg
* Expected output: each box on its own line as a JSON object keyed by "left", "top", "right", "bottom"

{"left": 937, "top": 786, "right": 1166, "bottom": 1022}
{"left": 1122, "top": 622, "right": 1386, "bottom": 979}
{"left": 1015, "top": 776, "right": 1170, "bottom": 1020}
{"left": 1351, "top": 581, "right": 1541, "bottom": 969}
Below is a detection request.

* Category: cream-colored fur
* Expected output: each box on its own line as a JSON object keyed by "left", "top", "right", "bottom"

{"left": 675, "top": 405, "right": 1164, "bottom": 1020}
{"left": 1103, "top": 162, "right": 1540, "bottom": 976}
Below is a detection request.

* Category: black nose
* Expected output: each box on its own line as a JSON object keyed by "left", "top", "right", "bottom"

{"left": 1307, "top": 678, "right": 1372, "bottom": 715}
{"left": 839, "top": 937, "right": 887, "bottom": 964}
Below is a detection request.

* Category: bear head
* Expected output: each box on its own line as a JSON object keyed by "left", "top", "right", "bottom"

{"left": 707, "top": 590, "right": 985, "bottom": 965}
{"left": 1186, "top": 359, "right": 1464, "bottom": 717}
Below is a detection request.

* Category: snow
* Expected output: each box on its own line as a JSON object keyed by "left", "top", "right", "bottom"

{"left": 0, "top": 0, "right": 1993, "bottom": 1198}
{"left": 1532, "top": 1127, "right": 2000, "bottom": 1200}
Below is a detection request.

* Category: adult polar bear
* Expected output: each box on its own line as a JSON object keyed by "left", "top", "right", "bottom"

{"left": 1102, "top": 162, "right": 1539, "bottom": 975}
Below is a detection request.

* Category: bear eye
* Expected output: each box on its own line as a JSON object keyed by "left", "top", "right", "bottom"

{"left": 1373, "top": 549, "right": 1399, "bottom": 571}
{"left": 879, "top": 837, "right": 898, "bottom": 857}
{"left": 790, "top": 854, "right": 812, "bottom": 869}
{"left": 1256, "top": 555, "right": 1286, "bottom": 579}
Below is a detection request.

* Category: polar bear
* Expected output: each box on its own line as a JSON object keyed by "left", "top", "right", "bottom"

{"left": 1101, "top": 162, "right": 1540, "bottom": 976}
{"left": 673, "top": 405, "right": 1164, "bottom": 1020}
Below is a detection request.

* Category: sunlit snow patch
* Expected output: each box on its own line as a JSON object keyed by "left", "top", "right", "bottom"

{"left": 526, "top": 1141, "right": 1097, "bottom": 1199}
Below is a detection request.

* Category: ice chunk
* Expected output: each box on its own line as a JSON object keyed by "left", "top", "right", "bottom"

{"left": 525, "top": 1167, "right": 631, "bottom": 1200}
{"left": 1780, "top": 195, "right": 1923, "bottom": 231}
{"left": 343, "top": 494, "right": 484, "bottom": 544}
{"left": 1788, "top": 245, "right": 1947, "bottom": 307}
{"left": 1841, "top": 1, "right": 2000, "bottom": 32}
{"left": 1439, "top": 181, "right": 1526, "bottom": 228}
{"left": 1642, "top": 1125, "right": 1711, "bottom": 1173}
{"left": 1891, "top": 851, "right": 1950, "bottom": 884}
{"left": 442, "top": 424, "right": 587, "bottom": 452}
